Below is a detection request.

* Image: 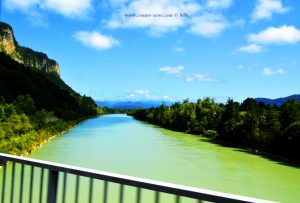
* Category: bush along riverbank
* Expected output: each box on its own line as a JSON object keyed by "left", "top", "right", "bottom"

{"left": 0, "top": 94, "right": 104, "bottom": 156}
{"left": 129, "top": 97, "right": 300, "bottom": 161}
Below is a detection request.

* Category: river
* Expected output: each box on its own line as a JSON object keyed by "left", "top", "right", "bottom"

{"left": 26, "top": 114, "right": 300, "bottom": 202}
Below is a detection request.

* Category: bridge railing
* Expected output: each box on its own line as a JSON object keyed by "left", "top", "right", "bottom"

{"left": 0, "top": 153, "right": 276, "bottom": 203}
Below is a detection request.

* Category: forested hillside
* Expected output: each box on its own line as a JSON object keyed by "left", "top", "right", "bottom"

{"left": 130, "top": 98, "right": 300, "bottom": 160}
{"left": 0, "top": 52, "right": 103, "bottom": 155}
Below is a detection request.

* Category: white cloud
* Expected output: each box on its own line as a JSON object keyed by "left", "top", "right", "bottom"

{"left": 206, "top": 0, "right": 233, "bottom": 9}
{"left": 133, "top": 90, "right": 149, "bottom": 95}
{"left": 237, "top": 44, "right": 264, "bottom": 53}
{"left": 159, "top": 65, "right": 184, "bottom": 75}
{"left": 263, "top": 67, "right": 286, "bottom": 76}
{"left": 249, "top": 25, "right": 300, "bottom": 44}
{"left": 4, "top": 0, "right": 92, "bottom": 18}
{"left": 73, "top": 31, "right": 119, "bottom": 50}
{"left": 4, "top": 0, "right": 39, "bottom": 11}
{"left": 106, "top": 0, "right": 201, "bottom": 34}
{"left": 162, "top": 95, "right": 174, "bottom": 101}
{"left": 125, "top": 90, "right": 174, "bottom": 101}
{"left": 173, "top": 46, "right": 185, "bottom": 52}
{"left": 189, "top": 14, "right": 228, "bottom": 37}
{"left": 41, "top": 0, "right": 92, "bottom": 17}
{"left": 186, "top": 73, "right": 216, "bottom": 82}
{"left": 105, "top": 0, "right": 238, "bottom": 37}
{"left": 252, "top": 0, "right": 289, "bottom": 21}
{"left": 126, "top": 89, "right": 152, "bottom": 99}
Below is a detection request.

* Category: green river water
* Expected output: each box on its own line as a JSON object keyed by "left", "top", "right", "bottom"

{"left": 2, "top": 114, "right": 300, "bottom": 202}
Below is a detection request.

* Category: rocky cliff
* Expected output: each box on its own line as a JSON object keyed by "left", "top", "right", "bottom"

{"left": 0, "top": 22, "right": 60, "bottom": 76}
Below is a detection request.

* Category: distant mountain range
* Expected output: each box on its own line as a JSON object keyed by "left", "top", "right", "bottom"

{"left": 255, "top": 94, "right": 300, "bottom": 106}
{"left": 96, "top": 100, "right": 172, "bottom": 109}
{"left": 98, "top": 95, "right": 300, "bottom": 109}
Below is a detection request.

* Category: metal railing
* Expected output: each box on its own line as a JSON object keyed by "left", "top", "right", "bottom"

{"left": 0, "top": 153, "right": 276, "bottom": 203}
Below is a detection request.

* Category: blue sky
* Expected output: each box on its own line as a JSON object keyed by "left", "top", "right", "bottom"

{"left": 2, "top": 0, "right": 300, "bottom": 102}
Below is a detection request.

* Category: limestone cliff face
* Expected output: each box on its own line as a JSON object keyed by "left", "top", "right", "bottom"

{"left": 0, "top": 22, "right": 60, "bottom": 76}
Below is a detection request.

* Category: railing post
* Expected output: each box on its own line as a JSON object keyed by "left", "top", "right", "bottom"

{"left": 47, "top": 170, "right": 58, "bottom": 203}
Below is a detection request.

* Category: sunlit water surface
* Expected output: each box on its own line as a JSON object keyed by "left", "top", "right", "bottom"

{"left": 3, "top": 114, "right": 299, "bottom": 202}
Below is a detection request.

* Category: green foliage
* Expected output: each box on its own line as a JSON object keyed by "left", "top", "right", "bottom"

{"left": 0, "top": 52, "right": 99, "bottom": 120}
{"left": 130, "top": 97, "right": 300, "bottom": 160}
{"left": 17, "top": 46, "right": 59, "bottom": 76}
{"left": 281, "top": 121, "right": 300, "bottom": 158}
{"left": 203, "top": 130, "right": 218, "bottom": 138}
{"left": 13, "top": 95, "right": 37, "bottom": 115}
{"left": 0, "top": 52, "right": 104, "bottom": 155}
{"left": 0, "top": 100, "right": 75, "bottom": 155}
{"left": 280, "top": 99, "right": 300, "bottom": 130}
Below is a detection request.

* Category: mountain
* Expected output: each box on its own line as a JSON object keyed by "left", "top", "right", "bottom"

{"left": 0, "top": 22, "right": 60, "bottom": 76}
{"left": 97, "top": 100, "right": 172, "bottom": 109}
{"left": 255, "top": 94, "right": 300, "bottom": 106}
{"left": 0, "top": 22, "right": 75, "bottom": 93}
{"left": 0, "top": 22, "right": 100, "bottom": 120}
{"left": 0, "top": 22, "right": 102, "bottom": 155}
{"left": 0, "top": 51, "right": 99, "bottom": 120}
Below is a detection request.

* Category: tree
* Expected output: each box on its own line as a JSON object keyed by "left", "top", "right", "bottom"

{"left": 281, "top": 121, "right": 300, "bottom": 158}
{"left": 240, "top": 98, "right": 258, "bottom": 112}
{"left": 259, "top": 106, "right": 281, "bottom": 148}
{"left": 218, "top": 98, "right": 241, "bottom": 142}
{"left": 240, "top": 112, "right": 260, "bottom": 146}
{"left": 280, "top": 99, "right": 300, "bottom": 130}
{"left": 13, "top": 95, "right": 36, "bottom": 115}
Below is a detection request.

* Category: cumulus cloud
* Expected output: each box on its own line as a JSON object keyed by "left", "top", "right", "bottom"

{"left": 249, "top": 25, "right": 300, "bottom": 44}
{"left": 41, "top": 0, "right": 92, "bottom": 17}
{"left": 4, "top": 0, "right": 93, "bottom": 18}
{"left": 125, "top": 90, "right": 174, "bottom": 101}
{"left": 105, "top": 0, "right": 236, "bottom": 36}
{"left": 263, "top": 67, "right": 286, "bottom": 76}
{"left": 252, "top": 0, "right": 289, "bottom": 21}
{"left": 186, "top": 73, "right": 216, "bottom": 82}
{"left": 106, "top": 0, "right": 201, "bottom": 34}
{"left": 73, "top": 31, "right": 119, "bottom": 50}
{"left": 206, "top": 0, "right": 233, "bottom": 9}
{"left": 159, "top": 65, "right": 184, "bottom": 75}
{"left": 237, "top": 44, "right": 264, "bottom": 53}
{"left": 127, "top": 89, "right": 150, "bottom": 96}
{"left": 4, "top": 0, "right": 39, "bottom": 11}
{"left": 189, "top": 14, "right": 228, "bottom": 37}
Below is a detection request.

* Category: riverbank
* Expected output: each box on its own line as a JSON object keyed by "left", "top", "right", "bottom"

{"left": 129, "top": 117, "right": 300, "bottom": 167}
{"left": 197, "top": 134, "right": 300, "bottom": 167}
{"left": 0, "top": 114, "right": 101, "bottom": 159}
{"left": 129, "top": 98, "right": 300, "bottom": 162}
{"left": 22, "top": 115, "right": 102, "bottom": 157}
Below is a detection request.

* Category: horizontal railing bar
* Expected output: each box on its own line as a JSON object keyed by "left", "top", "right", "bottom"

{"left": 0, "top": 153, "right": 276, "bottom": 203}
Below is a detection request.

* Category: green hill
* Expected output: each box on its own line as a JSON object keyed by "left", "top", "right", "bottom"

{"left": 0, "top": 52, "right": 99, "bottom": 120}
{"left": 0, "top": 22, "right": 103, "bottom": 155}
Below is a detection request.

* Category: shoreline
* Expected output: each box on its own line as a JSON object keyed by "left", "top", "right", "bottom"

{"left": 0, "top": 116, "right": 100, "bottom": 168}
{"left": 20, "top": 115, "right": 99, "bottom": 158}
{"left": 135, "top": 118, "right": 300, "bottom": 167}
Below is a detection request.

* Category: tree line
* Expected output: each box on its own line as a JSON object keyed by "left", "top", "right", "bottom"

{"left": 129, "top": 97, "right": 300, "bottom": 160}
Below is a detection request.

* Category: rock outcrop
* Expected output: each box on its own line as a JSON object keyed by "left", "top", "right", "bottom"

{"left": 0, "top": 22, "right": 60, "bottom": 76}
